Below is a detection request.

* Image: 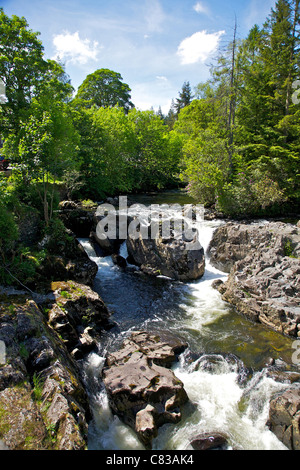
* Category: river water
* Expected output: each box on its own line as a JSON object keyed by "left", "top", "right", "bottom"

{"left": 79, "top": 191, "right": 297, "bottom": 451}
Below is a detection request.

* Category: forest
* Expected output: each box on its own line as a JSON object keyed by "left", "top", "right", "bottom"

{"left": 0, "top": 0, "right": 299, "bottom": 286}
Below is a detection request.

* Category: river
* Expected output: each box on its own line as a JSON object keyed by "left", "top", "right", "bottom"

{"left": 79, "top": 191, "right": 296, "bottom": 451}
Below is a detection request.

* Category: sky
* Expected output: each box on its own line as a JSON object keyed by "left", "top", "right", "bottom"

{"left": 1, "top": 0, "right": 278, "bottom": 114}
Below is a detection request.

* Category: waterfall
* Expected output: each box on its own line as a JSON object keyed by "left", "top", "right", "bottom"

{"left": 78, "top": 207, "right": 290, "bottom": 451}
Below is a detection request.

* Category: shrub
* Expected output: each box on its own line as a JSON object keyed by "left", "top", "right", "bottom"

{"left": 216, "top": 170, "right": 286, "bottom": 217}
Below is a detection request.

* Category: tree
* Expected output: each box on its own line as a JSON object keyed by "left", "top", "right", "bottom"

{"left": 4, "top": 92, "right": 79, "bottom": 224}
{"left": 129, "top": 109, "right": 182, "bottom": 190}
{"left": 235, "top": 0, "right": 300, "bottom": 198}
{"left": 0, "top": 9, "right": 47, "bottom": 136}
{"left": 165, "top": 99, "right": 177, "bottom": 129}
{"left": 174, "top": 81, "right": 193, "bottom": 115}
{"left": 75, "top": 68, "right": 134, "bottom": 113}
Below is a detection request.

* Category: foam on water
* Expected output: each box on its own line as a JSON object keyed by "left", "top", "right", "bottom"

{"left": 79, "top": 214, "right": 290, "bottom": 451}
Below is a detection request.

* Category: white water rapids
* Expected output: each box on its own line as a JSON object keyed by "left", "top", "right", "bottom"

{"left": 79, "top": 206, "right": 291, "bottom": 451}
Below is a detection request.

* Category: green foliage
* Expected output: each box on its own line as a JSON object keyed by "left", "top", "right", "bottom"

{"left": 173, "top": 0, "right": 300, "bottom": 215}
{"left": 0, "top": 8, "right": 46, "bottom": 136}
{"left": 72, "top": 105, "right": 182, "bottom": 199}
{"left": 43, "top": 218, "right": 73, "bottom": 256}
{"left": 32, "top": 372, "right": 44, "bottom": 402}
{"left": 182, "top": 130, "right": 230, "bottom": 206}
{"left": 216, "top": 170, "right": 287, "bottom": 216}
{"left": 75, "top": 68, "right": 134, "bottom": 113}
{"left": 0, "top": 202, "right": 19, "bottom": 257}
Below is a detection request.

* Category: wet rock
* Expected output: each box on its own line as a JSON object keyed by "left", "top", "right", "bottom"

{"left": 58, "top": 200, "right": 96, "bottom": 237}
{"left": 37, "top": 239, "right": 98, "bottom": 287}
{"left": 111, "top": 254, "right": 127, "bottom": 268}
{"left": 191, "top": 432, "right": 229, "bottom": 450}
{"left": 268, "top": 387, "right": 300, "bottom": 450}
{"left": 102, "top": 331, "right": 189, "bottom": 449}
{"left": 135, "top": 405, "right": 158, "bottom": 447}
{"left": 126, "top": 233, "right": 205, "bottom": 281}
{"left": 210, "top": 221, "right": 300, "bottom": 338}
{"left": 48, "top": 281, "right": 112, "bottom": 355}
{"left": 17, "top": 207, "right": 41, "bottom": 246}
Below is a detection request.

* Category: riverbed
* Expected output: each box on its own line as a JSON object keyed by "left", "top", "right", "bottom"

{"left": 79, "top": 191, "right": 297, "bottom": 451}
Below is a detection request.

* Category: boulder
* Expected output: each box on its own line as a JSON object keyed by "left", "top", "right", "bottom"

{"left": 191, "top": 432, "right": 229, "bottom": 450}
{"left": 268, "top": 388, "right": 300, "bottom": 450}
{"left": 48, "top": 281, "right": 112, "bottom": 355}
{"left": 37, "top": 237, "right": 98, "bottom": 287}
{"left": 102, "top": 331, "right": 189, "bottom": 448}
{"left": 209, "top": 222, "right": 300, "bottom": 338}
{"left": 58, "top": 200, "right": 96, "bottom": 238}
{"left": 126, "top": 233, "right": 205, "bottom": 281}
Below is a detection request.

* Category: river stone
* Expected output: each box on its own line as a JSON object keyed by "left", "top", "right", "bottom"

{"left": 102, "top": 331, "right": 189, "bottom": 448}
{"left": 209, "top": 221, "right": 300, "bottom": 338}
{"left": 191, "top": 432, "right": 229, "bottom": 450}
{"left": 268, "top": 388, "right": 300, "bottom": 450}
{"left": 126, "top": 232, "right": 205, "bottom": 281}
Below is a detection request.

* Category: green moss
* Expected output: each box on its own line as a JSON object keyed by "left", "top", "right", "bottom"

{"left": 0, "top": 407, "right": 11, "bottom": 436}
{"left": 284, "top": 239, "right": 297, "bottom": 258}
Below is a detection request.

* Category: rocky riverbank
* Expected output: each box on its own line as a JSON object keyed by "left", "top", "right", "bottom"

{"left": 207, "top": 219, "right": 300, "bottom": 450}
{"left": 0, "top": 278, "right": 114, "bottom": 450}
{"left": 102, "top": 331, "right": 188, "bottom": 449}
{"left": 208, "top": 220, "right": 300, "bottom": 338}
{"left": 1, "top": 199, "right": 300, "bottom": 450}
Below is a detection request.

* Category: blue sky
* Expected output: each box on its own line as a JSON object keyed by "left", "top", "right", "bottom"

{"left": 2, "top": 0, "right": 277, "bottom": 113}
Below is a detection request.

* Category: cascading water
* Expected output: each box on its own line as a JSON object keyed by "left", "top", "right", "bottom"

{"left": 79, "top": 193, "right": 293, "bottom": 451}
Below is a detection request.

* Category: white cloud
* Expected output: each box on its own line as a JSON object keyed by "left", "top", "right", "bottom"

{"left": 145, "top": 0, "right": 166, "bottom": 32}
{"left": 52, "top": 31, "right": 101, "bottom": 65}
{"left": 156, "top": 76, "right": 168, "bottom": 81}
{"left": 177, "top": 30, "right": 225, "bottom": 65}
{"left": 193, "top": 2, "right": 210, "bottom": 15}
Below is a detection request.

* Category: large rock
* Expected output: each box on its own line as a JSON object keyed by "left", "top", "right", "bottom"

{"left": 208, "top": 221, "right": 300, "bottom": 273}
{"left": 209, "top": 222, "right": 300, "bottom": 338}
{"left": 58, "top": 200, "right": 96, "bottom": 238}
{"left": 37, "top": 234, "right": 98, "bottom": 288}
{"left": 48, "top": 281, "right": 112, "bottom": 357}
{"left": 126, "top": 233, "right": 205, "bottom": 281}
{"left": 102, "top": 331, "right": 188, "bottom": 448}
{"left": 268, "top": 388, "right": 300, "bottom": 450}
{"left": 0, "top": 293, "right": 90, "bottom": 449}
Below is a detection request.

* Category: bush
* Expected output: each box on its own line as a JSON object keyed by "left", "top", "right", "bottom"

{"left": 216, "top": 170, "right": 286, "bottom": 217}
{"left": 43, "top": 218, "right": 74, "bottom": 256}
{"left": 0, "top": 203, "right": 19, "bottom": 256}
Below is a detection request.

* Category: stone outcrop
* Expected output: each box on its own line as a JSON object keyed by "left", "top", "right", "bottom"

{"left": 37, "top": 232, "right": 98, "bottom": 288}
{"left": 0, "top": 292, "right": 91, "bottom": 449}
{"left": 47, "top": 281, "right": 113, "bottom": 359}
{"left": 268, "top": 388, "right": 300, "bottom": 450}
{"left": 126, "top": 234, "right": 205, "bottom": 281}
{"left": 102, "top": 331, "right": 188, "bottom": 448}
{"left": 209, "top": 221, "right": 300, "bottom": 338}
{"left": 58, "top": 200, "right": 97, "bottom": 238}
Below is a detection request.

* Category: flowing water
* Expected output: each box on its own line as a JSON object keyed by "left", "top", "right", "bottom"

{"left": 79, "top": 191, "right": 298, "bottom": 451}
